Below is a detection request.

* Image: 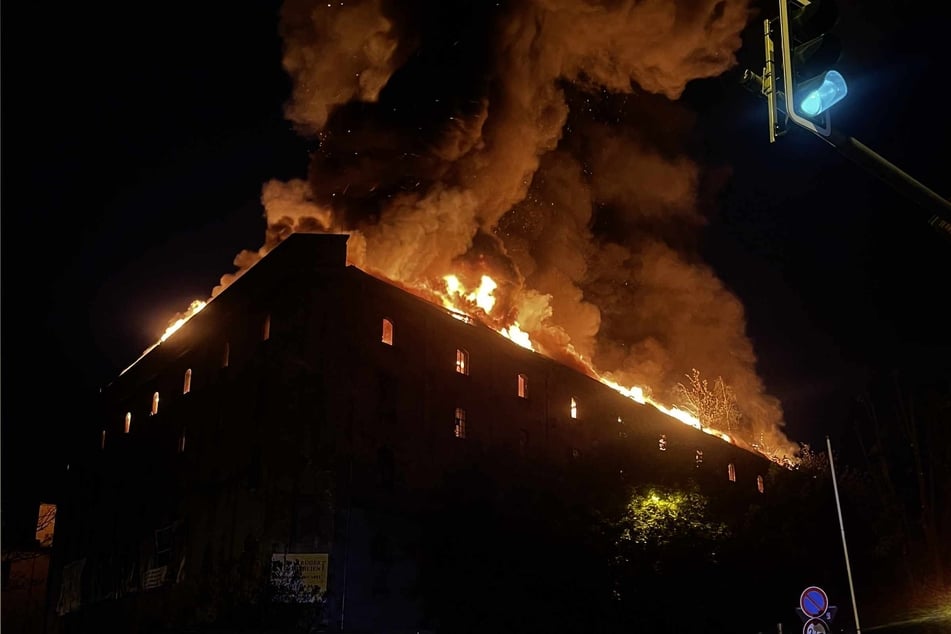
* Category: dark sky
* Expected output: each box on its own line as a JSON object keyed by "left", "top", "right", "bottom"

{"left": 2, "top": 0, "right": 949, "bottom": 517}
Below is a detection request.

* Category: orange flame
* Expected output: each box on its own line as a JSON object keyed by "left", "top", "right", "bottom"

{"left": 160, "top": 299, "right": 207, "bottom": 343}
{"left": 499, "top": 322, "right": 533, "bottom": 350}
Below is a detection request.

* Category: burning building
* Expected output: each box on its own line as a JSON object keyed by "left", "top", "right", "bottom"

{"left": 47, "top": 232, "right": 779, "bottom": 633}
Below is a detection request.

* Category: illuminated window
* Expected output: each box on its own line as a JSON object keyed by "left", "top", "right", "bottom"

{"left": 455, "top": 348, "right": 469, "bottom": 375}
{"left": 35, "top": 503, "right": 56, "bottom": 548}
{"left": 570, "top": 397, "right": 578, "bottom": 419}
{"left": 517, "top": 373, "right": 528, "bottom": 398}
{"left": 381, "top": 318, "right": 394, "bottom": 345}
{"left": 151, "top": 392, "right": 160, "bottom": 416}
{"left": 124, "top": 412, "right": 132, "bottom": 434}
{"left": 695, "top": 449, "right": 704, "bottom": 468}
{"left": 454, "top": 407, "right": 467, "bottom": 439}
{"left": 757, "top": 475, "right": 765, "bottom": 493}
{"left": 178, "top": 430, "right": 187, "bottom": 454}
{"left": 728, "top": 463, "right": 736, "bottom": 482}
{"left": 101, "top": 429, "right": 106, "bottom": 450}
{"left": 658, "top": 434, "right": 667, "bottom": 451}
{"left": 183, "top": 368, "right": 192, "bottom": 394}
{"left": 222, "top": 342, "right": 230, "bottom": 368}
{"left": 262, "top": 314, "right": 271, "bottom": 341}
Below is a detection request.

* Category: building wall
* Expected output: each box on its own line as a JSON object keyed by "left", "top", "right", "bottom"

{"left": 47, "top": 233, "right": 774, "bottom": 633}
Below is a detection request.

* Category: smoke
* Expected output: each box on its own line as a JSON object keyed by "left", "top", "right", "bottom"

{"left": 221, "top": 0, "right": 796, "bottom": 454}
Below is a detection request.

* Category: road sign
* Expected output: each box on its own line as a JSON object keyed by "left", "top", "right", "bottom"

{"left": 822, "top": 606, "right": 838, "bottom": 623}
{"left": 796, "top": 605, "right": 837, "bottom": 625}
{"left": 803, "top": 617, "right": 830, "bottom": 634}
{"left": 800, "top": 586, "right": 829, "bottom": 618}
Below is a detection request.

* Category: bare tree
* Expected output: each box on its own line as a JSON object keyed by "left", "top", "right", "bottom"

{"left": 674, "top": 369, "right": 742, "bottom": 433}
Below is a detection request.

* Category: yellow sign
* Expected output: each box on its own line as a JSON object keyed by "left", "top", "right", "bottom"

{"left": 270, "top": 553, "right": 329, "bottom": 603}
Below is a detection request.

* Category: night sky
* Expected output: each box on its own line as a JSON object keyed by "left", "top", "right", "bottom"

{"left": 2, "top": 0, "right": 949, "bottom": 520}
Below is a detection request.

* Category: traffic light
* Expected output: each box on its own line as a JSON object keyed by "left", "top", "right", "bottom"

{"left": 779, "top": 0, "right": 846, "bottom": 136}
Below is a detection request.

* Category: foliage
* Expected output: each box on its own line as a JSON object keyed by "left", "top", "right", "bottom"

{"left": 600, "top": 484, "right": 744, "bottom": 632}
{"left": 613, "top": 485, "right": 730, "bottom": 554}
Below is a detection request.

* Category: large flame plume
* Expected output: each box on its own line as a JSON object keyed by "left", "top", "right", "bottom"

{"left": 162, "top": 0, "right": 799, "bottom": 460}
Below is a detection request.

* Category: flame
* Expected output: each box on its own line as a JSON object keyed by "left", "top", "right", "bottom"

{"left": 499, "top": 322, "right": 533, "bottom": 350}
{"left": 160, "top": 299, "right": 207, "bottom": 342}
{"left": 443, "top": 274, "right": 498, "bottom": 313}
{"left": 120, "top": 298, "right": 209, "bottom": 377}
{"left": 430, "top": 271, "right": 756, "bottom": 456}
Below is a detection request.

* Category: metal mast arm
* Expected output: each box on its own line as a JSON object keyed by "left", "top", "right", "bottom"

{"left": 821, "top": 129, "right": 951, "bottom": 240}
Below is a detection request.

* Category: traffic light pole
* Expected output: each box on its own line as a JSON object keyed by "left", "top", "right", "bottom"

{"left": 820, "top": 129, "right": 951, "bottom": 241}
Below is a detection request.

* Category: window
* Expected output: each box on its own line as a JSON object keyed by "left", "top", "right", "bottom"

{"left": 757, "top": 475, "right": 765, "bottom": 493}
{"left": 178, "top": 430, "right": 187, "bottom": 454}
{"left": 222, "top": 342, "right": 230, "bottom": 368}
{"left": 695, "top": 449, "right": 704, "bottom": 468}
{"left": 35, "top": 503, "right": 57, "bottom": 548}
{"left": 728, "top": 463, "right": 736, "bottom": 482}
{"left": 453, "top": 407, "right": 467, "bottom": 439}
{"left": 124, "top": 412, "right": 132, "bottom": 434}
{"left": 151, "top": 392, "right": 160, "bottom": 416}
{"left": 658, "top": 434, "right": 667, "bottom": 451}
{"left": 183, "top": 368, "right": 192, "bottom": 394}
{"left": 101, "top": 429, "right": 107, "bottom": 450}
{"left": 262, "top": 314, "right": 271, "bottom": 341}
{"left": 455, "top": 348, "right": 469, "bottom": 375}
{"left": 569, "top": 397, "right": 578, "bottom": 419}
{"left": 517, "top": 373, "right": 528, "bottom": 398}
{"left": 381, "top": 318, "right": 394, "bottom": 345}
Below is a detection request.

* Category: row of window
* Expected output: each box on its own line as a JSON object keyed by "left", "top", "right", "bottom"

{"left": 119, "top": 367, "right": 197, "bottom": 435}
{"left": 387, "top": 316, "right": 536, "bottom": 401}
{"left": 451, "top": 408, "right": 764, "bottom": 491}
{"left": 122, "top": 315, "right": 270, "bottom": 429}
{"left": 390, "top": 316, "right": 765, "bottom": 490}
{"left": 106, "top": 315, "right": 766, "bottom": 492}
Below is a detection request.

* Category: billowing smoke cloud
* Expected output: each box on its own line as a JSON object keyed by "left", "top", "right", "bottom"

{"left": 221, "top": 0, "right": 797, "bottom": 456}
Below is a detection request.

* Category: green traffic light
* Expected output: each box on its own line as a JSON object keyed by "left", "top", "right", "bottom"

{"left": 799, "top": 70, "right": 848, "bottom": 116}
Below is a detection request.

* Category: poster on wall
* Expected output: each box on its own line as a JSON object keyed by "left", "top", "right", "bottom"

{"left": 270, "top": 552, "right": 329, "bottom": 603}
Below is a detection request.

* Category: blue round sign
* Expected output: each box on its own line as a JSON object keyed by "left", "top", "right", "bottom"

{"left": 800, "top": 586, "right": 828, "bottom": 618}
